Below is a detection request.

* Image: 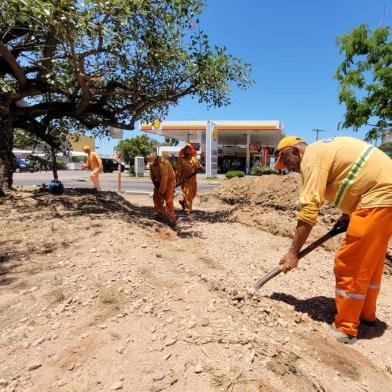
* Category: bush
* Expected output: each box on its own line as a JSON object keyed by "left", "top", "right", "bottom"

{"left": 128, "top": 165, "right": 135, "bottom": 176}
{"left": 250, "top": 165, "right": 278, "bottom": 176}
{"left": 55, "top": 161, "right": 67, "bottom": 170}
{"left": 225, "top": 170, "right": 245, "bottom": 179}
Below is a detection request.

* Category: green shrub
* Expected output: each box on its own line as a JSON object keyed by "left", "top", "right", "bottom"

{"left": 55, "top": 161, "right": 67, "bottom": 170}
{"left": 225, "top": 170, "right": 245, "bottom": 179}
{"left": 128, "top": 165, "right": 135, "bottom": 176}
{"left": 250, "top": 165, "right": 278, "bottom": 176}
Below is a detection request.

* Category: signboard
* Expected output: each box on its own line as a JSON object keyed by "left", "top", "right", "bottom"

{"left": 109, "top": 127, "right": 124, "bottom": 139}
{"left": 206, "top": 120, "right": 218, "bottom": 178}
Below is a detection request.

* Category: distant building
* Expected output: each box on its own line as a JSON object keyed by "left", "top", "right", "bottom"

{"left": 67, "top": 134, "right": 96, "bottom": 152}
{"left": 141, "top": 120, "right": 284, "bottom": 175}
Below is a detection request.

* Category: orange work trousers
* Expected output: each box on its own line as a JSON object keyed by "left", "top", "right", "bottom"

{"left": 334, "top": 207, "right": 392, "bottom": 336}
{"left": 90, "top": 167, "right": 101, "bottom": 190}
{"left": 153, "top": 181, "right": 176, "bottom": 222}
{"left": 181, "top": 176, "right": 197, "bottom": 213}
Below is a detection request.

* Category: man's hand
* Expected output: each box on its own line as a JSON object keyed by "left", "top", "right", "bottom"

{"left": 279, "top": 251, "right": 299, "bottom": 273}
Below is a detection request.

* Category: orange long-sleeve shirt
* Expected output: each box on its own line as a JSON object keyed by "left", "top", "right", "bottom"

{"left": 298, "top": 137, "right": 392, "bottom": 225}
{"left": 84, "top": 152, "right": 102, "bottom": 171}
{"left": 176, "top": 156, "right": 201, "bottom": 184}
{"left": 150, "top": 157, "right": 175, "bottom": 194}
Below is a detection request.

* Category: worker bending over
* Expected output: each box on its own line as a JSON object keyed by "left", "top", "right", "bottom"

{"left": 274, "top": 136, "right": 392, "bottom": 344}
{"left": 176, "top": 143, "right": 201, "bottom": 214}
{"left": 81, "top": 145, "right": 103, "bottom": 190}
{"left": 147, "top": 153, "right": 176, "bottom": 225}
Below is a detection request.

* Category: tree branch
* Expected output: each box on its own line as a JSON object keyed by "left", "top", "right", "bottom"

{"left": 0, "top": 41, "right": 27, "bottom": 86}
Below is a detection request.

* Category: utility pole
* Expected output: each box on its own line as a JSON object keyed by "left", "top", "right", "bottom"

{"left": 312, "top": 128, "right": 326, "bottom": 141}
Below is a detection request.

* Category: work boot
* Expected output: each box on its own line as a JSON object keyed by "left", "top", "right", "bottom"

{"left": 328, "top": 324, "right": 357, "bottom": 344}
{"left": 167, "top": 220, "right": 177, "bottom": 228}
{"left": 155, "top": 214, "right": 164, "bottom": 222}
{"left": 360, "top": 318, "right": 377, "bottom": 327}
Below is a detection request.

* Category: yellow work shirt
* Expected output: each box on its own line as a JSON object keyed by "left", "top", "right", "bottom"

{"left": 86, "top": 152, "right": 102, "bottom": 171}
{"left": 150, "top": 157, "right": 175, "bottom": 194}
{"left": 176, "top": 156, "right": 201, "bottom": 184}
{"left": 298, "top": 136, "right": 392, "bottom": 225}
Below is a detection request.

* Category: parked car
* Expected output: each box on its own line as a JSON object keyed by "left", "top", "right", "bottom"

{"left": 13, "top": 156, "right": 34, "bottom": 172}
{"left": 101, "top": 158, "right": 125, "bottom": 173}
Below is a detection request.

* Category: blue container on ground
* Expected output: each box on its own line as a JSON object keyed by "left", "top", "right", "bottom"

{"left": 48, "top": 180, "right": 64, "bottom": 195}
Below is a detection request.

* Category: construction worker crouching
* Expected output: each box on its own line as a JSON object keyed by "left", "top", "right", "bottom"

{"left": 81, "top": 145, "right": 103, "bottom": 191}
{"left": 275, "top": 136, "right": 392, "bottom": 344}
{"left": 147, "top": 153, "right": 176, "bottom": 226}
{"left": 176, "top": 143, "right": 201, "bottom": 214}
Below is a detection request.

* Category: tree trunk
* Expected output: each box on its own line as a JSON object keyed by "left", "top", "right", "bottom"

{"left": 51, "top": 147, "right": 58, "bottom": 181}
{"left": 0, "top": 115, "right": 14, "bottom": 196}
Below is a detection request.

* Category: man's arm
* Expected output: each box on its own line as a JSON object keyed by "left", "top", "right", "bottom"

{"left": 279, "top": 165, "right": 328, "bottom": 273}
{"left": 279, "top": 220, "right": 313, "bottom": 273}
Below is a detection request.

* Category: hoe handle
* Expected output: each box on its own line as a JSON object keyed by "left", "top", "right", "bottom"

{"left": 252, "top": 220, "right": 349, "bottom": 291}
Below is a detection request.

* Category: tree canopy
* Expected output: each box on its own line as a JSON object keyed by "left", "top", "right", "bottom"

{"left": 0, "top": 0, "right": 252, "bottom": 192}
{"left": 116, "top": 135, "right": 157, "bottom": 163}
{"left": 335, "top": 24, "right": 392, "bottom": 141}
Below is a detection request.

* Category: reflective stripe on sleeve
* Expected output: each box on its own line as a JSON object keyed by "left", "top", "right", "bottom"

{"left": 336, "top": 288, "right": 366, "bottom": 300}
{"left": 334, "top": 145, "right": 375, "bottom": 208}
{"left": 368, "top": 284, "right": 380, "bottom": 289}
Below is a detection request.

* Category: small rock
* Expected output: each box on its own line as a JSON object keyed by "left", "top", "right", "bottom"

{"left": 81, "top": 333, "right": 89, "bottom": 339}
{"left": 89, "top": 248, "right": 97, "bottom": 253}
{"left": 110, "top": 381, "right": 123, "bottom": 390}
{"left": 141, "top": 244, "right": 148, "bottom": 249}
{"left": 187, "top": 321, "right": 197, "bottom": 329}
{"left": 28, "top": 362, "right": 42, "bottom": 371}
{"left": 155, "top": 253, "right": 162, "bottom": 258}
{"left": 22, "top": 341, "right": 31, "bottom": 349}
{"left": 117, "top": 346, "right": 125, "bottom": 354}
{"left": 194, "top": 363, "right": 203, "bottom": 373}
{"left": 33, "top": 337, "right": 45, "bottom": 347}
{"left": 166, "top": 317, "right": 174, "bottom": 324}
{"left": 153, "top": 373, "right": 166, "bottom": 381}
{"left": 164, "top": 338, "right": 177, "bottom": 346}
{"left": 200, "top": 319, "right": 209, "bottom": 327}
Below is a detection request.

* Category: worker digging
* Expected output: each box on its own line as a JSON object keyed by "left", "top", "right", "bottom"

{"left": 147, "top": 153, "right": 177, "bottom": 226}
{"left": 274, "top": 136, "right": 392, "bottom": 344}
{"left": 175, "top": 143, "right": 202, "bottom": 214}
{"left": 81, "top": 145, "right": 103, "bottom": 191}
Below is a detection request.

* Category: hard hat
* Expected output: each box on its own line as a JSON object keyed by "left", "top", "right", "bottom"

{"left": 274, "top": 136, "right": 304, "bottom": 170}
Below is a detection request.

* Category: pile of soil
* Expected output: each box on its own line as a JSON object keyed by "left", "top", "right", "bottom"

{"left": 200, "top": 175, "right": 392, "bottom": 270}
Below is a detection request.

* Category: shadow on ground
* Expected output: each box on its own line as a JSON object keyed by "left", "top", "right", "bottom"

{"left": 270, "top": 292, "right": 388, "bottom": 340}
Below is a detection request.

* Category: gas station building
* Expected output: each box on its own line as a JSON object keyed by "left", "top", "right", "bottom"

{"left": 140, "top": 120, "right": 284, "bottom": 176}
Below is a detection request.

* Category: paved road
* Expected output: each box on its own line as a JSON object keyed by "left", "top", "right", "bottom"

{"left": 13, "top": 171, "right": 221, "bottom": 193}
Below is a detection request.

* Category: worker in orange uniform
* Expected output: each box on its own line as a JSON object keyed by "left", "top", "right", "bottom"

{"left": 147, "top": 153, "right": 176, "bottom": 225}
{"left": 176, "top": 143, "right": 201, "bottom": 214}
{"left": 274, "top": 136, "right": 392, "bottom": 344}
{"left": 81, "top": 145, "right": 103, "bottom": 190}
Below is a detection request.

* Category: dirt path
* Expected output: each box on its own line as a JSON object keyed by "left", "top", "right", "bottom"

{"left": 1, "top": 190, "right": 392, "bottom": 392}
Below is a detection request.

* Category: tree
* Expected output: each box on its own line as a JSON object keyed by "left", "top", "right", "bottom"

{"left": 380, "top": 142, "right": 392, "bottom": 157}
{"left": 335, "top": 24, "right": 392, "bottom": 141}
{"left": 0, "top": 0, "right": 252, "bottom": 194}
{"left": 116, "top": 135, "right": 157, "bottom": 164}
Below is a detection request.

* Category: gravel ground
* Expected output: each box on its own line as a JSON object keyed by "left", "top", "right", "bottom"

{"left": 0, "top": 187, "right": 391, "bottom": 392}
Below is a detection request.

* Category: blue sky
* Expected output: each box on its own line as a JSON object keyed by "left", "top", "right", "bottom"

{"left": 97, "top": 0, "right": 391, "bottom": 155}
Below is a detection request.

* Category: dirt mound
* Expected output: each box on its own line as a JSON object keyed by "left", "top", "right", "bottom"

{"left": 200, "top": 175, "right": 342, "bottom": 250}
{"left": 200, "top": 175, "right": 392, "bottom": 270}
